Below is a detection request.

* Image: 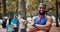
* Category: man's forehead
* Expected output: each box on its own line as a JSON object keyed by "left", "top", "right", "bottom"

{"left": 39, "top": 5, "right": 46, "bottom": 7}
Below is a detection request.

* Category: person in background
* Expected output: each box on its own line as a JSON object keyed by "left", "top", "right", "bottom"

{"left": 6, "top": 17, "right": 13, "bottom": 32}
{"left": 2, "top": 16, "right": 8, "bottom": 32}
{"left": 19, "top": 16, "right": 26, "bottom": 32}
{"left": 11, "top": 16, "right": 19, "bottom": 32}
{"left": 29, "top": 2, "right": 52, "bottom": 32}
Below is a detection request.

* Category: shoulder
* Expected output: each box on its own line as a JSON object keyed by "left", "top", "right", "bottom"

{"left": 46, "top": 15, "right": 52, "bottom": 22}
{"left": 46, "top": 15, "right": 52, "bottom": 19}
{"left": 32, "top": 16, "right": 38, "bottom": 21}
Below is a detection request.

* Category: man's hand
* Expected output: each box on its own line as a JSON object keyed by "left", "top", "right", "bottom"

{"left": 29, "top": 27, "right": 40, "bottom": 32}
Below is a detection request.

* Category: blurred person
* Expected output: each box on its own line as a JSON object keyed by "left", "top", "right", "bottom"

{"left": 11, "top": 16, "right": 19, "bottom": 32}
{"left": 2, "top": 16, "right": 8, "bottom": 32}
{"left": 6, "top": 17, "right": 13, "bottom": 32}
{"left": 19, "top": 16, "right": 26, "bottom": 32}
{"left": 29, "top": 2, "right": 52, "bottom": 32}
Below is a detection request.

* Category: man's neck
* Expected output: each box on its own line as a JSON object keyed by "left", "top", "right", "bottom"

{"left": 39, "top": 14, "right": 45, "bottom": 18}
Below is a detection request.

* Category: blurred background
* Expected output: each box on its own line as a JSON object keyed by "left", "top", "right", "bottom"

{"left": 0, "top": 0, "right": 60, "bottom": 32}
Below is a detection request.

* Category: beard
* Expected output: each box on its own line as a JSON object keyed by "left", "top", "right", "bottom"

{"left": 39, "top": 10, "right": 46, "bottom": 15}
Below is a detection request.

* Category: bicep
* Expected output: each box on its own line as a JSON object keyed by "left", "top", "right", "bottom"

{"left": 31, "top": 17, "right": 36, "bottom": 26}
{"left": 46, "top": 17, "right": 52, "bottom": 27}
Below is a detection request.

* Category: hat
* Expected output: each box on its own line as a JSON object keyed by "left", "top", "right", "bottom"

{"left": 39, "top": 2, "right": 46, "bottom": 7}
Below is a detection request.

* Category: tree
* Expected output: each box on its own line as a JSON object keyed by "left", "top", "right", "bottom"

{"left": 55, "top": 0, "right": 59, "bottom": 27}
{"left": 0, "top": 2, "right": 1, "bottom": 12}
{"left": 2, "top": 0, "right": 6, "bottom": 16}
{"left": 26, "top": 0, "right": 39, "bottom": 16}
{"left": 21, "top": 0, "right": 26, "bottom": 20}
{"left": 16, "top": 0, "right": 18, "bottom": 16}
{"left": 21, "top": 0, "right": 26, "bottom": 32}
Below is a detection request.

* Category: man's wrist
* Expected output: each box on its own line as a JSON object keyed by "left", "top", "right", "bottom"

{"left": 35, "top": 24, "right": 45, "bottom": 28}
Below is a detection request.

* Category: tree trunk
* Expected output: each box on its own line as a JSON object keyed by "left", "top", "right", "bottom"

{"left": 2, "top": 0, "right": 6, "bottom": 16}
{"left": 55, "top": 0, "right": 59, "bottom": 27}
{"left": 21, "top": 0, "right": 26, "bottom": 20}
{"left": 0, "top": 2, "right": 1, "bottom": 12}
{"left": 21, "top": 0, "right": 27, "bottom": 32}
{"left": 16, "top": 0, "right": 18, "bottom": 16}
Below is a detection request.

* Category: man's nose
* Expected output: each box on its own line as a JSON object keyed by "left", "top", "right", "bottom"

{"left": 40, "top": 8, "right": 43, "bottom": 10}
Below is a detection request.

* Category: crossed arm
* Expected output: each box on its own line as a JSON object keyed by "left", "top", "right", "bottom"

{"left": 32, "top": 16, "right": 52, "bottom": 30}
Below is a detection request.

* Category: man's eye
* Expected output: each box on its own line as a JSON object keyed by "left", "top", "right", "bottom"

{"left": 39, "top": 7, "right": 45, "bottom": 9}
{"left": 39, "top": 7, "right": 41, "bottom": 9}
{"left": 43, "top": 7, "right": 45, "bottom": 9}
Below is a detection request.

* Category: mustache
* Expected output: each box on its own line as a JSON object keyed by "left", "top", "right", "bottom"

{"left": 39, "top": 10, "right": 47, "bottom": 13}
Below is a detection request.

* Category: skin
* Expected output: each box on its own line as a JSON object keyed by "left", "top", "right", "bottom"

{"left": 34, "top": 16, "right": 52, "bottom": 32}
{"left": 19, "top": 17, "right": 26, "bottom": 30}
{"left": 29, "top": 5, "right": 52, "bottom": 32}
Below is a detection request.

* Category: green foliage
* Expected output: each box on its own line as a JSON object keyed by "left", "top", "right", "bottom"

{"left": 18, "top": 11, "right": 22, "bottom": 15}
{"left": 0, "top": 0, "right": 60, "bottom": 18}
{"left": 0, "top": 13, "right": 3, "bottom": 19}
{"left": 7, "top": 11, "right": 15, "bottom": 17}
{"left": 0, "top": 2, "right": 1, "bottom": 8}
{"left": 27, "top": 0, "right": 39, "bottom": 16}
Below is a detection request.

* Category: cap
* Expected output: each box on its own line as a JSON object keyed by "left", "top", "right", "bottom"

{"left": 39, "top": 2, "right": 46, "bottom": 7}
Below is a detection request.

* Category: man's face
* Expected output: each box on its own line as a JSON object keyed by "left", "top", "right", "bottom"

{"left": 38, "top": 5, "right": 46, "bottom": 15}
{"left": 38, "top": 6, "right": 46, "bottom": 11}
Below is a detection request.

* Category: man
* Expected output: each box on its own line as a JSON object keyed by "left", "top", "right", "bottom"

{"left": 11, "top": 16, "right": 19, "bottom": 32}
{"left": 29, "top": 2, "right": 52, "bottom": 32}
{"left": 19, "top": 16, "right": 26, "bottom": 32}
{"left": 2, "top": 16, "right": 8, "bottom": 32}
